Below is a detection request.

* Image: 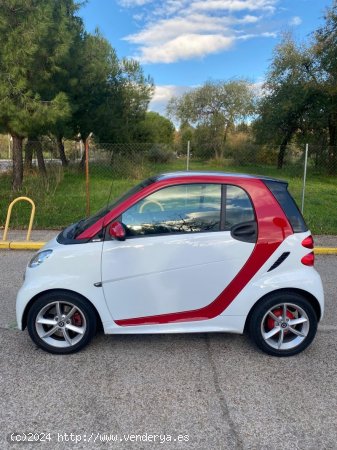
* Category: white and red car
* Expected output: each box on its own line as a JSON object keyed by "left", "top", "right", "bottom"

{"left": 16, "top": 172, "right": 324, "bottom": 356}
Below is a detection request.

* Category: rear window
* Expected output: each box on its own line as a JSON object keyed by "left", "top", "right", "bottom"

{"left": 264, "top": 180, "right": 308, "bottom": 233}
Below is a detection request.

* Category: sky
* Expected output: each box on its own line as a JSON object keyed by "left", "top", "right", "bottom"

{"left": 80, "top": 0, "right": 333, "bottom": 115}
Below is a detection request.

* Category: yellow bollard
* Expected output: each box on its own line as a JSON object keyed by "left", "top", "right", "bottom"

{"left": 3, "top": 197, "right": 36, "bottom": 241}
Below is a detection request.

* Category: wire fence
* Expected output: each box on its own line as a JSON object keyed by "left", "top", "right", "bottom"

{"left": 0, "top": 138, "right": 336, "bottom": 176}
{"left": 0, "top": 137, "right": 336, "bottom": 229}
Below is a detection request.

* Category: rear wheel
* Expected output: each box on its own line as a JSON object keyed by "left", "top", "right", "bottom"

{"left": 27, "top": 292, "right": 97, "bottom": 354}
{"left": 249, "top": 292, "right": 318, "bottom": 357}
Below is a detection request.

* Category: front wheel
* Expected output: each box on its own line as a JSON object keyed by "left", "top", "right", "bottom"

{"left": 249, "top": 292, "right": 318, "bottom": 357}
{"left": 27, "top": 292, "right": 97, "bottom": 354}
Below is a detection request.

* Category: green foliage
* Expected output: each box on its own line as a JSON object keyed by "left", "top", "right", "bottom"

{"left": 254, "top": 35, "right": 316, "bottom": 153}
{"left": 0, "top": 0, "right": 76, "bottom": 137}
{"left": 176, "top": 123, "right": 195, "bottom": 155}
{"left": 147, "top": 145, "right": 173, "bottom": 163}
{"left": 193, "top": 124, "right": 220, "bottom": 159}
{"left": 255, "top": 3, "right": 337, "bottom": 172}
{"left": 225, "top": 131, "right": 257, "bottom": 165}
{"left": 167, "top": 80, "right": 256, "bottom": 159}
{"left": 0, "top": 0, "right": 155, "bottom": 188}
{"left": 0, "top": 163, "right": 336, "bottom": 234}
{"left": 134, "top": 112, "right": 175, "bottom": 144}
{"left": 106, "top": 58, "right": 154, "bottom": 143}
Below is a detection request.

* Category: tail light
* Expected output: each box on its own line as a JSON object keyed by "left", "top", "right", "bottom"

{"left": 302, "top": 235, "right": 314, "bottom": 249}
{"left": 301, "top": 252, "right": 315, "bottom": 266}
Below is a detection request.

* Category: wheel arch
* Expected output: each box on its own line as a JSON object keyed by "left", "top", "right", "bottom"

{"left": 21, "top": 288, "right": 103, "bottom": 332}
{"left": 244, "top": 287, "right": 322, "bottom": 333}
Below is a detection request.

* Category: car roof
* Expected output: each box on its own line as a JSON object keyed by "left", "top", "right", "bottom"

{"left": 155, "top": 171, "right": 287, "bottom": 185}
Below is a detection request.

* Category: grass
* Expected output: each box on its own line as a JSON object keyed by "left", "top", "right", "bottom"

{"left": 0, "top": 158, "right": 336, "bottom": 235}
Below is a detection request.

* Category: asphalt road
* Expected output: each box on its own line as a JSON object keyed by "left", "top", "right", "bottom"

{"left": 0, "top": 251, "right": 336, "bottom": 450}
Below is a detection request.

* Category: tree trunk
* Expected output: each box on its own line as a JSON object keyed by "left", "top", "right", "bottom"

{"left": 220, "top": 122, "right": 230, "bottom": 160}
{"left": 57, "top": 136, "right": 68, "bottom": 167}
{"left": 277, "top": 131, "right": 293, "bottom": 169}
{"left": 35, "top": 139, "right": 47, "bottom": 175}
{"left": 25, "top": 139, "right": 34, "bottom": 170}
{"left": 278, "top": 142, "right": 287, "bottom": 169}
{"left": 12, "top": 135, "right": 23, "bottom": 191}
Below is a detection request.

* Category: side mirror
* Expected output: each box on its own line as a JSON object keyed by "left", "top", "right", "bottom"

{"left": 108, "top": 221, "right": 126, "bottom": 241}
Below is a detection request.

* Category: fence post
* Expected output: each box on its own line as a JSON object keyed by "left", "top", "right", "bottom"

{"left": 79, "top": 139, "right": 83, "bottom": 161}
{"left": 8, "top": 134, "right": 12, "bottom": 159}
{"left": 186, "top": 140, "right": 190, "bottom": 171}
{"left": 301, "top": 143, "right": 309, "bottom": 214}
{"left": 85, "top": 133, "right": 93, "bottom": 217}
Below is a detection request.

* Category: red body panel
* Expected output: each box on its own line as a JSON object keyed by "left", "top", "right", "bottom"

{"left": 78, "top": 175, "right": 293, "bottom": 326}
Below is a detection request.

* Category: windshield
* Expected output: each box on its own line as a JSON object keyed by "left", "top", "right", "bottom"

{"left": 72, "top": 176, "right": 158, "bottom": 238}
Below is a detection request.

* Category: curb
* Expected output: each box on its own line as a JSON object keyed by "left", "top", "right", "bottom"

{"left": 0, "top": 241, "right": 47, "bottom": 250}
{"left": 0, "top": 242, "right": 337, "bottom": 254}
{"left": 314, "top": 248, "right": 337, "bottom": 255}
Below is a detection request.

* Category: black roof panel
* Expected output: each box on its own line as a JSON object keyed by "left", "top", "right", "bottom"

{"left": 155, "top": 171, "right": 287, "bottom": 185}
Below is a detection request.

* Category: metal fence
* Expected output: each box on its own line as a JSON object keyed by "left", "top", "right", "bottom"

{"left": 0, "top": 138, "right": 336, "bottom": 175}
{"left": 0, "top": 137, "right": 336, "bottom": 225}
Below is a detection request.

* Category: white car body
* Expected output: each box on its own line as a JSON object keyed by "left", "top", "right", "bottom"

{"left": 16, "top": 172, "right": 324, "bottom": 356}
{"left": 16, "top": 231, "right": 324, "bottom": 335}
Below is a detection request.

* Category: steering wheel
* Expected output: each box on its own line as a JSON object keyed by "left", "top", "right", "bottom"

{"left": 139, "top": 199, "right": 164, "bottom": 213}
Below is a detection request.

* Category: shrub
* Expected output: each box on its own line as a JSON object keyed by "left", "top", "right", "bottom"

{"left": 147, "top": 145, "right": 173, "bottom": 163}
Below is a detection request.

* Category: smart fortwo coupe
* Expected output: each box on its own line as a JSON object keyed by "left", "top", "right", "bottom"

{"left": 16, "top": 172, "right": 324, "bottom": 356}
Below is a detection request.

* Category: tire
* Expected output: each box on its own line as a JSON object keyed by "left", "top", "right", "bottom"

{"left": 27, "top": 291, "right": 97, "bottom": 354}
{"left": 249, "top": 291, "right": 318, "bottom": 357}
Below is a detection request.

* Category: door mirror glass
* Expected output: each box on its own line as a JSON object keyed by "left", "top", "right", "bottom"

{"left": 108, "top": 221, "right": 126, "bottom": 241}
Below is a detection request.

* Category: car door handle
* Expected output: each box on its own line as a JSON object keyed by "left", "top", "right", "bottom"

{"left": 231, "top": 221, "right": 257, "bottom": 243}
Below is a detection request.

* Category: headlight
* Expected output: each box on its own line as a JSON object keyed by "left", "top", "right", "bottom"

{"left": 29, "top": 250, "right": 53, "bottom": 268}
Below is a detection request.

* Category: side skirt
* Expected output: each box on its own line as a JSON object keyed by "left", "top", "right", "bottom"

{"left": 103, "top": 315, "right": 246, "bottom": 335}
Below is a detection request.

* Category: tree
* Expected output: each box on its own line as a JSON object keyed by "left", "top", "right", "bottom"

{"left": 66, "top": 33, "right": 153, "bottom": 152}
{"left": 0, "top": 0, "right": 154, "bottom": 185}
{"left": 255, "top": 6, "right": 337, "bottom": 173}
{"left": 0, "top": 0, "right": 77, "bottom": 188}
{"left": 167, "top": 80, "right": 255, "bottom": 159}
{"left": 134, "top": 112, "right": 175, "bottom": 144}
{"left": 176, "top": 122, "right": 195, "bottom": 155}
{"left": 314, "top": 1, "right": 337, "bottom": 173}
{"left": 254, "top": 35, "right": 320, "bottom": 169}
{"left": 106, "top": 58, "right": 154, "bottom": 143}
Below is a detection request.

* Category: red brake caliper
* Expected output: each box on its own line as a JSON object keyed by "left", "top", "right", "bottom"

{"left": 267, "top": 307, "right": 294, "bottom": 334}
{"left": 72, "top": 312, "right": 83, "bottom": 327}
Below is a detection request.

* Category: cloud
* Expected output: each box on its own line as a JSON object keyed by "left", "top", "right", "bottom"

{"left": 190, "top": 0, "right": 277, "bottom": 13}
{"left": 125, "top": 14, "right": 228, "bottom": 45}
{"left": 149, "top": 85, "right": 192, "bottom": 114}
{"left": 139, "top": 34, "right": 234, "bottom": 63}
{"left": 238, "top": 31, "right": 277, "bottom": 40}
{"left": 119, "top": 0, "right": 281, "bottom": 64}
{"left": 150, "top": 84, "right": 191, "bottom": 103}
{"left": 119, "top": 0, "right": 154, "bottom": 6}
{"left": 289, "top": 16, "right": 302, "bottom": 26}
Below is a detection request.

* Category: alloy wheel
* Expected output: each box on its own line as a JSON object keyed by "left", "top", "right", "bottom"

{"left": 261, "top": 302, "right": 310, "bottom": 351}
{"left": 35, "top": 301, "right": 87, "bottom": 348}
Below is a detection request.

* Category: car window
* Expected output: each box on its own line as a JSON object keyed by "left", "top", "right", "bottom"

{"left": 225, "top": 185, "right": 255, "bottom": 229}
{"left": 121, "top": 184, "right": 221, "bottom": 236}
{"left": 263, "top": 180, "right": 308, "bottom": 233}
{"left": 72, "top": 176, "right": 158, "bottom": 238}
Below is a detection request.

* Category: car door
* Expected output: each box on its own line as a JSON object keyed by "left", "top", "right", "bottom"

{"left": 101, "top": 183, "right": 256, "bottom": 324}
